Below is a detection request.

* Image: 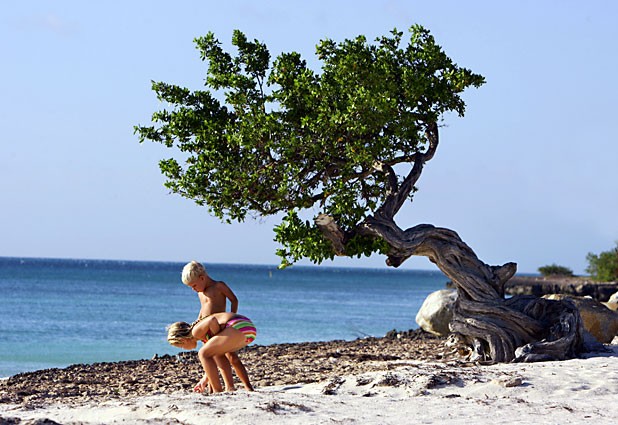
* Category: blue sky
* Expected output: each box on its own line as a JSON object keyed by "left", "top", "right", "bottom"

{"left": 1, "top": 1, "right": 616, "bottom": 274}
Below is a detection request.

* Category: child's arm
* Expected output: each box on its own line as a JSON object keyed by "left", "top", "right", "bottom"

{"left": 196, "top": 292, "right": 208, "bottom": 320}
{"left": 193, "top": 373, "right": 209, "bottom": 393}
{"left": 192, "top": 316, "right": 222, "bottom": 340}
{"left": 217, "top": 282, "right": 239, "bottom": 313}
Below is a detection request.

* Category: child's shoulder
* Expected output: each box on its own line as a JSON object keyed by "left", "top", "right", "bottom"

{"left": 214, "top": 280, "right": 230, "bottom": 288}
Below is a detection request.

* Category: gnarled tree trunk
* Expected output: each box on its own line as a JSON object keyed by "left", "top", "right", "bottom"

{"left": 359, "top": 214, "right": 585, "bottom": 363}
{"left": 316, "top": 123, "right": 585, "bottom": 363}
{"left": 316, "top": 210, "right": 585, "bottom": 363}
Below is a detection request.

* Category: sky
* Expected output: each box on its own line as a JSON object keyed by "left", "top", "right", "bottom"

{"left": 1, "top": 1, "right": 617, "bottom": 274}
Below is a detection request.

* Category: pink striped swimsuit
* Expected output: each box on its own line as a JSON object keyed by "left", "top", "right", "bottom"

{"left": 225, "top": 315, "right": 257, "bottom": 344}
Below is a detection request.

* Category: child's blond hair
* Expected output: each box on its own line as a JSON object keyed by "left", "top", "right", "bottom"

{"left": 181, "top": 260, "right": 206, "bottom": 285}
{"left": 166, "top": 321, "right": 193, "bottom": 346}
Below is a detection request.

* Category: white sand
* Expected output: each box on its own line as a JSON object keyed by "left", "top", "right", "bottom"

{"left": 2, "top": 345, "right": 618, "bottom": 424}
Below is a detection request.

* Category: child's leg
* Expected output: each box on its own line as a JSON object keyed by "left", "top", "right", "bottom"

{"left": 198, "top": 355, "right": 222, "bottom": 393}
{"left": 198, "top": 327, "right": 247, "bottom": 393}
{"left": 226, "top": 352, "right": 254, "bottom": 391}
{"left": 214, "top": 355, "right": 236, "bottom": 391}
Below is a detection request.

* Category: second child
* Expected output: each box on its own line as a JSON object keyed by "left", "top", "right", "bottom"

{"left": 181, "top": 261, "right": 253, "bottom": 392}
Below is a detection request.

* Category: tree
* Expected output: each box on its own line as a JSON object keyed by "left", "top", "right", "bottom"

{"left": 136, "top": 26, "right": 585, "bottom": 363}
{"left": 538, "top": 264, "right": 574, "bottom": 277}
{"left": 586, "top": 242, "right": 618, "bottom": 281}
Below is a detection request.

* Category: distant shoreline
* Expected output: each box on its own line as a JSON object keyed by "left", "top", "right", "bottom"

{"left": 506, "top": 275, "right": 618, "bottom": 301}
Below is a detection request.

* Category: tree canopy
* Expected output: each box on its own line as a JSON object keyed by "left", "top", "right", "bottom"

{"left": 135, "top": 25, "right": 484, "bottom": 268}
{"left": 586, "top": 242, "right": 618, "bottom": 281}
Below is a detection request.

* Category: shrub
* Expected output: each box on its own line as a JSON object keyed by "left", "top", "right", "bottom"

{"left": 538, "top": 264, "right": 574, "bottom": 277}
{"left": 586, "top": 242, "right": 618, "bottom": 281}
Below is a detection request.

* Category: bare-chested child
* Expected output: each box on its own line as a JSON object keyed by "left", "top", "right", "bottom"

{"left": 182, "top": 261, "right": 253, "bottom": 392}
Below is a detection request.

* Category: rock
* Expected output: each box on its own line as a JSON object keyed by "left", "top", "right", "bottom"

{"left": 29, "top": 419, "right": 63, "bottom": 425}
{"left": 507, "top": 276, "right": 618, "bottom": 301}
{"left": 543, "top": 294, "right": 618, "bottom": 343}
{"left": 604, "top": 291, "right": 618, "bottom": 311}
{"left": 0, "top": 331, "right": 447, "bottom": 405}
{"left": 322, "top": 376, "right": 345, "bottom": 395}
{"left": 415, "top": 289, "right": 458, "bottom": 337}
{"left": 491, "top": 376, "right": 523, "bottom": 387}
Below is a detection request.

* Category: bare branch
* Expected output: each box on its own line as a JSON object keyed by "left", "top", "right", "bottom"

{"left": 315, "top": 214, "right": 347, "bottom": 255}
{"left": 375, "top": 122, "right": 440, "bottom": 219}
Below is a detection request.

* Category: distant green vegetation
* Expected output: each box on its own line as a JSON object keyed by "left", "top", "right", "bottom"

{"left": 538, "top": 264, "right": 574, "bottom": 277}
{"left": 586, "top": 242, "right": 618, "bottom": 281}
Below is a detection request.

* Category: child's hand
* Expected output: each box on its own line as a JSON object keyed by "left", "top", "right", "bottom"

{"left": 193, "top": 375, "right": 209, "bottom": 393}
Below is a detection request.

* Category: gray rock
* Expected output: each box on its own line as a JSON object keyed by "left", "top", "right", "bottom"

{"left": 415, "top": 289, "right": 458, "bottom": 337}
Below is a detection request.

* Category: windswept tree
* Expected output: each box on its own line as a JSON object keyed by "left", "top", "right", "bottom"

{"left": 136, "top": 26, "right": 585, "bottom": 363}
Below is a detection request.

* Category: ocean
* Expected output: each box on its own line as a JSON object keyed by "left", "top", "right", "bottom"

{"left": 0, "top": 257, "right": 449, "bottom": 378}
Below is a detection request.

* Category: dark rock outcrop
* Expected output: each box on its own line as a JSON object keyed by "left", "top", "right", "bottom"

{"left": 543, "top": 294, "right": 618, "bottom": 343}
{"left": 506, "top": 276, "right": 618, "bottom": 302}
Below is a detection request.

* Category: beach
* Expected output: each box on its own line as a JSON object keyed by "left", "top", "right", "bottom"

{"left": 2, "top": 331, "right": 617, "bottom": 424}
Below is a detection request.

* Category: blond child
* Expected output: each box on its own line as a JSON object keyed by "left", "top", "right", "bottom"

{"left": 168, "top": 312, "right": 257, "bottom": 393}
{"left": 181, "top": 261, "right": 253, "bottom": 392}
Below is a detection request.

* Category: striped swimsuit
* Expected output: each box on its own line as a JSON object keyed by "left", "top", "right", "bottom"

{"left": 225, "top": 315, "right": 257, "bottom": 344}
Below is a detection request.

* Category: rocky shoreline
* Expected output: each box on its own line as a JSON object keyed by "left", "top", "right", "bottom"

{"left": 0, "top": 330, "right": 452, "bottom": 408}
{"left": 506, "top": 275, "right": 618, "bottom": 301}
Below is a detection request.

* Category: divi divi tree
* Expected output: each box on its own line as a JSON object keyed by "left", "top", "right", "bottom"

{"left": 136, "top": 26, "right": 584, "bottom": 363}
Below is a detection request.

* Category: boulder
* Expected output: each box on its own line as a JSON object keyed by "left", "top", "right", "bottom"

{"left": 604, "top": 291, "right": 618, "bottom": 312}
{"left": 415, "top": 289, "right": 458, "bottom": 337}
{"left": 543, "top": 294, "right": 618, "bottom": 343}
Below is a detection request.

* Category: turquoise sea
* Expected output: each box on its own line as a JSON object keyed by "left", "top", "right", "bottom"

{"left": 0, "top": 257, "right": 449, "bottom": 378}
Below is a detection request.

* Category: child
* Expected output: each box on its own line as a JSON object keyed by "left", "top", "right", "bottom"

{"left": 167, "top": 312, "right": 257, "bottom": 393}
{"left": 181, "top": 261, "right": 253, "bottom": 392}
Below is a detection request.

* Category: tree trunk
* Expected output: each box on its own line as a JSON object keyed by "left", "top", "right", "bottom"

{"left": 356, "top": 215, "right": 586, "bottom": 363}
{"left": 313, "top": 122, "right": 584, "bottom": 363}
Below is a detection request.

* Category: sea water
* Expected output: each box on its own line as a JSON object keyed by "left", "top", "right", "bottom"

{"left": 0, "top": 257, "right": 449, "bottom": 377}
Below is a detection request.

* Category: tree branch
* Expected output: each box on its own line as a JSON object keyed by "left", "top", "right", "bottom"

{"left": 375, "top": 122, "right": 439, "bottom": 219}
{"left": 315, "top": 214, "right": 348, "bottom": 255}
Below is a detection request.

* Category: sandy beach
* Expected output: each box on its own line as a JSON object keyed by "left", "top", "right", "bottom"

{"left": 2, "top": 332, "right": 617, "bottom": 424}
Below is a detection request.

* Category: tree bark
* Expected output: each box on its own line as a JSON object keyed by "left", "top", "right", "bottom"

{"left": 315, "top": 214, "right": 347, "bottom": 256}
{"left": 344, "top": 214, "right": 586, "bottom": 363}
